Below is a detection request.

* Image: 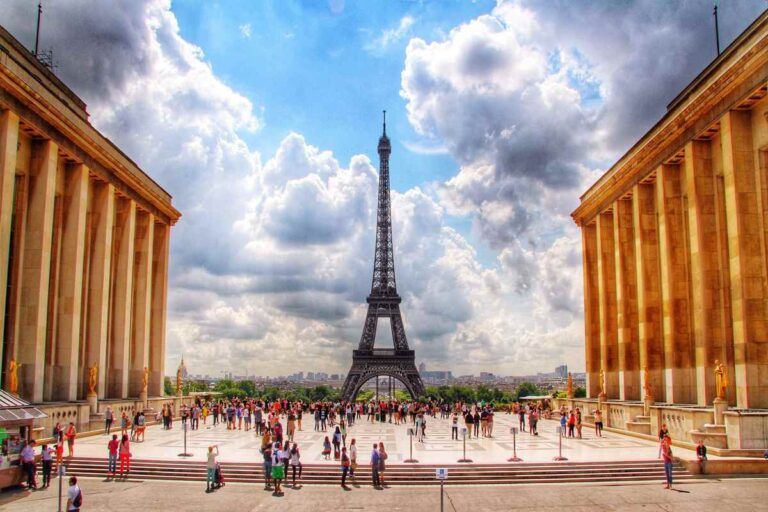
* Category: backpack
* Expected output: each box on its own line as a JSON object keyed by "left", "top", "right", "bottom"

{"left": 73, "top": 490, "right": 82, "bottom": 508}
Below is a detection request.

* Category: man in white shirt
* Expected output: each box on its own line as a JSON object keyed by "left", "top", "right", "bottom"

{"left": 67, "top": 476, "right": 82, "bottom": 511}
{"left": 20, "top": 440, "right": 36, "bottom": 489}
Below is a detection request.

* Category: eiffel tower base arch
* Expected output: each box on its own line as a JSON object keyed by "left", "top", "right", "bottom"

{"left": 341, "top": 349, "right": 426, "bottom": 402}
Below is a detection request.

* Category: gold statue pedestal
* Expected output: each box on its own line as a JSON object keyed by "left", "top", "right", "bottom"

{"left": 643, "top": 395, "right": 654, "bottom": 416}
{"left": 713, "top": 397, "right": 727, "bottom": 425}
{"left": 87, "top": 393, "right": 98, "bottom": 414}
{"left": 139, "top": 390, "right": 148, "bottom": 409}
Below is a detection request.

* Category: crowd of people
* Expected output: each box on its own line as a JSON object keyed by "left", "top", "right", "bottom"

{"left": 12, "top": 393, "right": 715, "bottom": 500}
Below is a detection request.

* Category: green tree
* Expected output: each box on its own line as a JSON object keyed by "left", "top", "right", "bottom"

{"left": 514, "top": 382, "right": 544, "bottom": 401}
{"left": 214, "top": 379, "right": 236, "bottom": 392}
{"left": 237, "top": 380, "right": 256, "bottom": 397}
{"left": 164, "top": 377, "right": 174, "bottom": 396}
{"left": 574, "top": 386, "right": 587, "bottom": 398}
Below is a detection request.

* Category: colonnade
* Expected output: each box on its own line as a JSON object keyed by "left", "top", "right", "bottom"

{"left": 0, "top": 109, "right": 171, "bottom": 403}
{"left": 581, "top": 107, "right": 768, "bottom": 409}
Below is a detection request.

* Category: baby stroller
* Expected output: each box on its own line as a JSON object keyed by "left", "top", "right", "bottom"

{"left": 213, "top": 462, "right": 225, "bottom": 489}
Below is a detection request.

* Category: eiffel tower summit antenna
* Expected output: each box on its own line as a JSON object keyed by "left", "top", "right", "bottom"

{"left": 340, "top": 113, "right": 426, "bottom": 402}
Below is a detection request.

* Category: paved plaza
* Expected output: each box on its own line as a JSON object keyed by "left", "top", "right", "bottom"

{"left": 72, "top": 413, "right": 708, "bottom": 464}
{"left": 1, "top": 477, "right": 767, "bottom": 511}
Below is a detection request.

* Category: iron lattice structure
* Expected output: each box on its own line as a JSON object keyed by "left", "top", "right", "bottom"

{"left": 341, "top": 113, "right": 426, "bottom": 401}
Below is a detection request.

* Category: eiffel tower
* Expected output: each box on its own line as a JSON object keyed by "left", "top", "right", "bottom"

{"left": 340, "top": 112, "right": 426, "bottom": 402}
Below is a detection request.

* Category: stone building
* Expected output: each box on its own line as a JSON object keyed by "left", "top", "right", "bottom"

{"left": 0, "top": 25, "right": 180, "bottom": 423}
{"left": 568, "top": 12, "right": 768, "bottom": 452}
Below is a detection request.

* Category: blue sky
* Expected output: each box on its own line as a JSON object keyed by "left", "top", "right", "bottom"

{"left": 2, "top": 0, "right": 765, "bottom": 377}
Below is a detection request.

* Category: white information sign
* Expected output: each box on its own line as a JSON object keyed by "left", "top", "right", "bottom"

{"left": 435, "top": 468, "right": 448, "bottom": 480}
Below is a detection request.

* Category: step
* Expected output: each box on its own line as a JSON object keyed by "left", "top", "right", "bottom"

{"left": 689, "top": 429, "right": 728, "bottom": 449}
{"left": 53, "top": 458, "right": 690, "bottom": 486}
{"left": 703, "top": 424, "right": 726, "bottom": 435}
{"left": 626, "top": 421, "right": 652, "bottom": 435}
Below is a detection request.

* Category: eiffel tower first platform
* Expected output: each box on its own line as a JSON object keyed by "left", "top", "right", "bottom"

{"left": 340, "top": 113, "right": 426, "bottom": 402}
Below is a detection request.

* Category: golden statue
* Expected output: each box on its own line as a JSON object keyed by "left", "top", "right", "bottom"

{"left": 176, "top": 363, "right": 183, "bottom": 394}
{"left": 599, "top": 368, "right": 606, "bottom": 395}
{"left": 141, "top": 366, "right": 149, "bottom": 392}
{"left": 714, "top": 359, "right": 728, "bottom": 400}
{"left": 642, "top": 366, "right": 653, "bottom": 400}
{"left": 87, "top": 364, "right": 98, "bottom": 395}
{"left": 567, "top": 372, "right": 574, "bottom": 398}
{"left": 7, "top": 358, "right": 20, "bottom": 395}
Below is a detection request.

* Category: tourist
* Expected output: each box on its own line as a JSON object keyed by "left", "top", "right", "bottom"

{"left": 378, "top": 442, "right": 388, "bottom": 487}
{"left": 205, "top": 444, "right": 219, "bottom": 492}
{"left": 254, "top": 405, "right": 263, "bottom": 435}
{"left": 322, "top": 436, "right": 331, "bottom": 459}
{"left": 451, "top": 412, "right": 459, "bottom": 440}
{"left": 349, "top": 438, "right": 357, "bottom": 478}
{"left": 480, "top": 408, "right": 488, "bottom": 437}
{"left": 40, "top": 443, "right": 53, "bottom": 488}
{"left": 370, "top": 443, "right": 381, "bottom": 488}
{"left": 464, "top": 409, "right": 473, "bottom": 439}
{"left": 576, "top": 409, "right": 583, "bottom": 438}
{"left": 287, "top": 409, "right": 296, "bottom": 442}
{"left": 661, "top": 434, "right": 673, "bottom": 489}
{"left": 696, "top": 440, "right": 707, "bottom": 473}
{"left": 340, "top": 446, "right": 351, "bottom": 489}
{"left": 560, "top": 411, "right": 567, "bottom": 436}
{"left": 191, "top": 404, "right": 200, "bottom": 430}
{"left": 271, "top": 442, "right": 284, "bottom": 495}
{"left": 53, "top": 422, "right": 64, "bottom": 443}
{"left": 487, "top": 407, "right": 494, "bottom": 437}
{"left": 65, "top": 422, "right": 77, "bottom": 457}
{"left": 55, "top": 440, "right": 64, "bottom": 466}
{"left": 297, "top": 405, "right": 303, "bottom": 430}
{"left": 273, "top": 417, "right": 283, "bottom": 445}
{"left": 244, "top": 405, "right": 252, "bottom": 431}
{"left": 67, "top": 476, "right": 82, "bottom": 512}
{"left": 593, "top": 409, "right": 603, "bottom": 437}
{"left": 136, "top": 411, "right": 146, "bottom": 441}
{"left": 212, "top": 402, "right": 219, "bottom": 426}
{"left": 518, "top": 406, "right": 526, "bottom": 432}
{"left": 20, "top": 439, "right": 36, "bottom": 489}
{"left": 289, "top": 443, "right": 302, "bottom": 487}
{"left": 262, "top": 441, "right": 272, "bottom": 490}
{"left": 332, "top": 427, "right": 342, "bottom": 459}
{"left": 473, "top": 408, "right": 481, "bottom": 438}
{"left": 120, "top": 411, "right": 130, "bottom": 436}
{"left": 658, "top": 423, "right": 669, "bottom": 458}
{"left": 107, "top": 434, "right": 119, "bottom": 476}
{"left": 104, "top": 406, "right": 114, "bottom": 434}
{"left": 119, "top": 434, "right": 131, "bottom": 476}
{"left": 415, "top": 413, "right": 424, "bottom": 442}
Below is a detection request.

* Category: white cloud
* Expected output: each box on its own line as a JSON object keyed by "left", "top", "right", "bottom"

{"left": 365, "top": 15, "right": 416, "bottom": 54}
{"left": 239, "top": 23, "right": 252, "bottom": 38}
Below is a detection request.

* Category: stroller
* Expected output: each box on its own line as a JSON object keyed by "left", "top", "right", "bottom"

{"left": 213, "top": 462, "right": 225, "bottom": 489}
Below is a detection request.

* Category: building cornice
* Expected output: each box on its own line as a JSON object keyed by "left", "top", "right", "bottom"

{"left": 0, "top": 28, "right": 180, "bottom": 225}
{"left": 572, "top": 10, "right": 768, "bottom": 226}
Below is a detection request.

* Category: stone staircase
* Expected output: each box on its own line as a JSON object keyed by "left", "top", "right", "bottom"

{"left": 690, "top": 424, "right": 728, "bottom": 449}
{"left": 626, "top": 415, "right": 652, "bottom": 435}
{"left": 54, "top": 458, "right": 692, "bottom": 486}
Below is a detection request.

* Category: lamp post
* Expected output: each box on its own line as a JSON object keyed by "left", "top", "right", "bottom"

{"left": 178, "top": 421, "right": 192, "bottom": 457}
{"left": 507, "top": 426, "right": 522, "bottom": 462}
{"left": 553, "top": 426, "right": 568, "bottom": 461}
{"left": 404, "top": 427, "right": 418, "bottom": 463}
{"left": 457, "top": 427, "right": 472, "bottom": 463}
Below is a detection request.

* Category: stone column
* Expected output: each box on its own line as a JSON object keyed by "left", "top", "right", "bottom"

{"left": 613, "top": 198, "right": 640, "bottom": 400}
{"left": 582, "top": 223, "right": 601, "bottom": 398}
{"left": 656, "top": 163, "right": 695, "bottom": 404}
{"left": 108, "top": 197, "right": 136, "bottom": 399}
{"left": 0, "top": 111, "right": 18, "bottom": 374}
{"left": 721, "top": 110, "right": 768, "bottom": 409}
{"left": 596, "top": 211, "right": 619, "bottom": 398}
{"left": 130, "top": 211, "right": 154, "bottom": 398}
{"left": 18, "top": 140, "right": 58, "bottom": 402}
{"left": 85, "top": 182, "right": 114, "bottom": 399}
{"left": 53, "top": 164, "right": 89, "bottom": 401}
{"left": 633, "top": 183, "right": 664, "bottom": 402}
{"left": 149, "top": 222, "right": 170, "bottom": 397}
{"left": 685, "top": 140, "right": 726, "bottom": 406}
